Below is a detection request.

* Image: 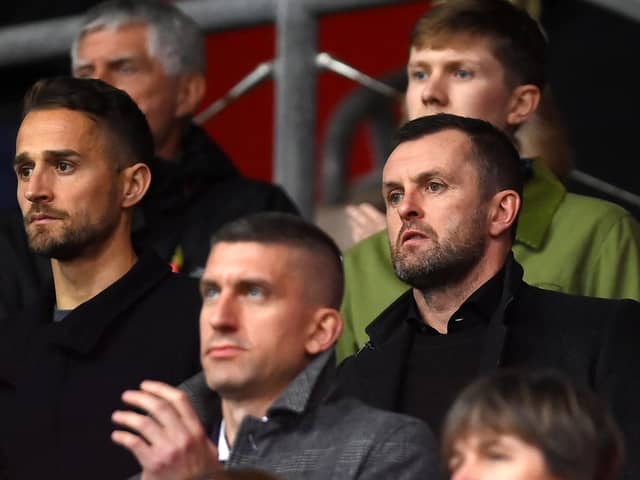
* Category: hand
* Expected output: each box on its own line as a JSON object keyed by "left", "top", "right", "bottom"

{"left": 112, "top": 380, "right": 222, "bottom": 480}
{"left": 345, "top": 203, "right": 386, "bottom": 243}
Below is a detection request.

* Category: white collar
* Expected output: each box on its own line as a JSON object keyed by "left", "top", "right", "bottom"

{"left": 217, "top": 419, "right": 230, "bottom": 462}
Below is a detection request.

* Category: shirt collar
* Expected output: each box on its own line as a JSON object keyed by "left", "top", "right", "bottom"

{"left": 267, "top": 348, "right": 335, "bottom": 416}
{"left": 406, "top": 265, "right": 506, "bottom": 334}
{"left": 218, "top": 419, "right": 230, "bottom": 462}
{"left": 516, "top": 159, "right": 566, "bottom": 249}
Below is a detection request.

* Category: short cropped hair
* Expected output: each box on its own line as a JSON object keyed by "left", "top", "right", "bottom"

{"left": 210, "top": 212, "right": 344, "bottom": 309}
{"left": 71, "top": 0, "right": 205, "bottom": 76}
{"left": 393, "top": 113, "right": 524, "bottom": 200}
{"left": 411, "top": 0, "right": 547, "bottom": 90}
{"left": 442, "top": 369, "right": 624, "bottom": 480}
{"left": 23, "top": 76, "right": 154, "bottom": 169}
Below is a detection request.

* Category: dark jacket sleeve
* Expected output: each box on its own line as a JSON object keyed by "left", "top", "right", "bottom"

{"left": 595, "top": 299, "right": 640, "bottom": 480}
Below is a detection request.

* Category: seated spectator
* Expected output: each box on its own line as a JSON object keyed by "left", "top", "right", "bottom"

{"left": 338, "top": 0, "right": 640, "bottom": 361}
{"left": 70, "top": 0, "right": 299, "bottom": 276}
{"left": 337, "top": 114, "right": 640, "bottom": 480}
{"left": 442, "top": 369, "right": 624, "bottom": 480}
{"left": 112, "top": 213, "right": 440, "bottom": 480}
{"left": 0, "top": 77, "right": 202, "bottom": 479}
{"left": 0, "top": 0, "right": 299, "bottom": 333}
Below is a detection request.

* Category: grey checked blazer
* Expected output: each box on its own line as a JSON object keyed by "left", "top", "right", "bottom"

{"left": 131, "top": 349, "right": 442, "bottom": 479}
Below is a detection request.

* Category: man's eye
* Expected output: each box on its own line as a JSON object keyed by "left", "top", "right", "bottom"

{"left": 16, "top": 165, "right": 33, "bottom": 179}
{"left": 387, "top": 191, "right": 404, "bottom": 207}
{"left": 427, "top": 182, "right": 445, "bottom": 193}
{"left": 454, "top": 69, "right": 473, "bottom": 80}
{"left": 246, "top": 286, "right": 265, "bottom": 299}
{"left": 56, "top": 162, "right": 75, "bottom": 174}
{"left": 409, "top": 69, "right": 427, "bottom": 81}
{"left": 202, "top": 287, "right": 220, "bottom": 300}
{"left": 118, "top": 63, "right": 138, "bottom": 74}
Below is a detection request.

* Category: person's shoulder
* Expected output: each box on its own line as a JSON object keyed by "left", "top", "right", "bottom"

{"left": 201, "top": 175, "right": 299, "bottom": 215}
{"left": 518, "top": 282, "right": 640, "bottom": 322}
{"left": 322, "top": 395, "right": 435, "bottom": 443}
{"left": 220, "top": 175, "right": 276, "bottom": 191}
{"left": 161, "top": 269, "right": 200, "bottom": 291}
{"left": 158, "top": 270, "right": 200, "bottom": 300}
{"left": 559, "top": 192, "right": 634, "bottom": 224}
{"left": 139, "top": 253, "right": 201, "bottom": 304}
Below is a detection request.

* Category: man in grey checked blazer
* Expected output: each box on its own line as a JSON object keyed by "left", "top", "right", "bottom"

{"left": 113, "top": 213, "right": 441, "bottom": 480}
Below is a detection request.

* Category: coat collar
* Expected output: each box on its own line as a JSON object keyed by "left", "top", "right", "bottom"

{"left": 178, "top": 349, "right": 338, "bottom": 435}
{"left": 41, "top": 252, "right": 172, "bottom": 354}
{"left": 351, "top": 255, "right": 525, "bottom": 410}
{"left": 517, "top": 160, "right": 566, "bottom": 249}
{"left": 267, "top": 348, "right": 337, "bottom": 416}
{"left": 179, "top": 372, "right": 222, "bottom": 431}
{"left": 346, "top": 292, "right": 416, "bottom": 411}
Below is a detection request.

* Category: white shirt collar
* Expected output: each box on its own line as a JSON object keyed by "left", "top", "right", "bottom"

{"left": 217, "top": 419, "right": 230, "bottom": 462}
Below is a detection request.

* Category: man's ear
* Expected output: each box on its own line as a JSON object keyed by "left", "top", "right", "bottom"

{"left": 487, "top": 190, "right": 520, "bottom": 238}
{"left": 175, "top": 73, "right": 206, "bottom": 118}
{"left": 506, "top": 84, "right": 540, "bottom": 128}
{"left": 120, "top": 162, "right": 151, "bottom": 208}
{"left": 304, "top": 308, "right": 343, "bottom": 356}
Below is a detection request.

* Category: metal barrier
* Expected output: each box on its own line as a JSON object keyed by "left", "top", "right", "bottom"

{"left": 0, "top": 0, "right": 417, "bottom": 219}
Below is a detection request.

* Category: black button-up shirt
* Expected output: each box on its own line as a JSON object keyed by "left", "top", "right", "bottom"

{"left": 399, "top": 267, "right": 505, "bottom": 434}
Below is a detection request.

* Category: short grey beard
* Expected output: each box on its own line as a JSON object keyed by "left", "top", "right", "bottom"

{"left": 391, "top": 210, "right": 487, "bottom": 295}
{"left": 392, "top": 237, "right": 486, "bottom": 294}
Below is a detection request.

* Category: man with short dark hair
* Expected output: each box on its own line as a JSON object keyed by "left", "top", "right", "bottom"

{"left": 112, "top": 212, "right": 440, "bottom": 480}
{"left": 338, "top": 113, "right": 640, "bottom": 480}
{"left": 0, "top": 0, "right": 299, "bottom": 351}
{"left": 0, "top": 77, "right": 202, "bottom": 480}
{"left": 338, "top": 0, "right": 640, "bottom": 360}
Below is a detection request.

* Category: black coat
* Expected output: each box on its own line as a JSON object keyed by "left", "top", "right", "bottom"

{"left": 0, "top": 208, "right": 51, "bottom": 327}
{"left": 137, "top": 124, "right": 299, "bottom": 275}
{"left": 0, "top": 252, "right": 202, "bottom": 480}
{"left": 338, "top": 257, "right": 640, "bottom": 480}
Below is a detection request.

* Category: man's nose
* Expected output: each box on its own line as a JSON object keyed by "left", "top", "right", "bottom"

{"left": 397, "top": 190, "right": 424, "bottom": 220}
{"left": 205, "top": 292, "right": 239, "bottom": 331}
{"left": 420, "top": 71, "right": 448, "bottom": 109}
{"left": 23, "top": 167, "right": 53, "bottom": 204}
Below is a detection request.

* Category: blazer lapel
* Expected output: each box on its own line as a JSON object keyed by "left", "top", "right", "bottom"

{"left": 350, "top": 290, "right": 415, "bottom": 411}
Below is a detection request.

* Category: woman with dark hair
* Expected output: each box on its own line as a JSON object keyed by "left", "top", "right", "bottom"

{"left": 442, "top": 369, "right": 624, "bottom": 480}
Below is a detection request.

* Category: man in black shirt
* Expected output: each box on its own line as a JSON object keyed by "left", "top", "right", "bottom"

{"left": 338, "top": 114, "right": 640, "bottom": 480}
